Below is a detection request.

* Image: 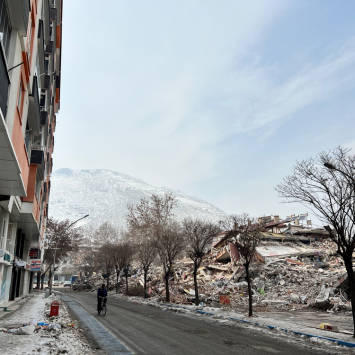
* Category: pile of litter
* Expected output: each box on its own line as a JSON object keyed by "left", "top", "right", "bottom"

{"left": 0, "top": 292, "right": 94, "bottom": 355}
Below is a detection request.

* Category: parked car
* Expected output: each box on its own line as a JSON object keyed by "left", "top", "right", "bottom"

{"left": 63, "top": 281, "right": 72, "bottom": 288}
{"left": 53, "top": 281, "right": 60, "bottom": 287}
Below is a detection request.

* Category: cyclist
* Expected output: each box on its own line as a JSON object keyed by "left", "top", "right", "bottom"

{"left": 97, "top": 284, "right": 107, "bottom": 313}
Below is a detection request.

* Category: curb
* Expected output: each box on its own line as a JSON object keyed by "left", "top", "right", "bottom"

{"left": 148, "top": 300, "right": 355, "bottom": 348}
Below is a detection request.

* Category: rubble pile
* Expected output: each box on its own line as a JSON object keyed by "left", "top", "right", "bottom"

{"left": 74, "top": 238, "right": 352, "bottom": 313}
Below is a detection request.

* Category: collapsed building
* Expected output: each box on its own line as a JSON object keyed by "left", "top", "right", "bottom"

{"left": 73, "top": 214, "right": 351, "bottom": 312}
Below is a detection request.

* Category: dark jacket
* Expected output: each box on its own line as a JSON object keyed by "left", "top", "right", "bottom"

{"left": 97, "top": 288, "right": 107, "bottom": 298}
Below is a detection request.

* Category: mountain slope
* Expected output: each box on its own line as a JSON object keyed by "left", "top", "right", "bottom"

{"left": 50, "top": 169, "right": 226, "bottom": 229}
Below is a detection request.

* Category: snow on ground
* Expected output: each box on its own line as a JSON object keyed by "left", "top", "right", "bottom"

{"left": 111, "top": 293, "right": 355, "bottom": 353}
{"left": 0, "top": 291, "right": 94, "bottom": 355}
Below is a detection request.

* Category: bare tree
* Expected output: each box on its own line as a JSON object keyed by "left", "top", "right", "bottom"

{"left": 111, "top": 242, "right": 123, "bottom": 293}
{"left": 221, "top": 214, "right": 263, "bottom": 317}
{"left": 96, "top": 242, "right": 114, "bottom": 291}
{"left": 127, "top": 193, "right": 178, "bottom": 301}
{"left": 183, "top": 219, "right": 220, "bottom": 305}
{"left": 134, "top": 230, "right": 157, "bottom": 298}
{"left": 118, "top": 234, "right": 135, "bottom": 294}
{"left": 155, "top": 221, "right": 185, "bottom": 302}
{"left": 93, "top": 222, "right": 119, "bottom": 246}
{"left": 41, "top": 218, "right": 83, "bottom": 289}
{"left": 276, "top": 146, "right": 355, "bottom": 336}
{"left": 127, "top": 193, "right": 176, "bottom": 232}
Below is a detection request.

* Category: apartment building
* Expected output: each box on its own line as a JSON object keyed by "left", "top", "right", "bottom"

{"left": 0, "top": 0, "right": 62, "bottom": 303}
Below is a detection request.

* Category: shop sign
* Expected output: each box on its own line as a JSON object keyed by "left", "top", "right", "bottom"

{"left": 30, "top": 260, "right": 41, "bottom": 272}
{"left": 4, "top": 253, "right": 10, "bottom": 262}
{"left": 16, "top": 260, "right": 26, "bottom": 267}
{"left": 25, "top": 263, "right": 30, "bottom": 270}
{"left": 29, "top": 249, "right": 38, "bottom": 258}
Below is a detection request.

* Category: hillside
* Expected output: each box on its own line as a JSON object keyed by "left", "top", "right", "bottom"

{"left": 50, "top": 169, "right": 226, "bottom": 229}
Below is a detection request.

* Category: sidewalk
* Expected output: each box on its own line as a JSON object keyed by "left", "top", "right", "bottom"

{"left": 0, "top": 291, "right": 96, "bottom": 355}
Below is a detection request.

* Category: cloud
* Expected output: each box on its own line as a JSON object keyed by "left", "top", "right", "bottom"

{"left": 56, "top": 1, "right": 355, "bottom": 213}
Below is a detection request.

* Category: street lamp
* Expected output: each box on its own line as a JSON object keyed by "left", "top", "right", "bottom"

{"left": 324, "top": 162, "right": 336, "bottom": 170}
{"left": 50, "top": 215, "right": 89, "bottom": 294}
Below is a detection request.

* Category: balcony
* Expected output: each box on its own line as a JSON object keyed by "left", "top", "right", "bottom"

{"left": 50, "top": 7, "right": 57, "bottom": 20}
{"left": 45, "top": 41, "right": 53, "bottom": 55}
{"left": 42, "top": 182, "right": 47, "bottom": 202}
{"left": 7, "top": 0, "right": 30, "bottom": 37}
{"left": 0, "top": 55, "right": 26, "bottom": 196}
{"left": 37, "top": 20, "right": 45, "bottom": 78}
{"left": 0, "top": 133, "right": 26, "bottom": 196}
{"left": 28, "top": 76, "right": 41, "bottom": 136}
{"left": 43, "top": 74, "right": 50, "bottom": 89}
{"left": 43, "top": 0, "right": 50, "bottom": 45}
{"left": 0, "top": 45, "right": 10, "bottom": 118}
{"left": 40, "top": 111, "right": 48, "bottom": 126}
{"left": 30, "top": 148, "right": 45, "bottom": 179}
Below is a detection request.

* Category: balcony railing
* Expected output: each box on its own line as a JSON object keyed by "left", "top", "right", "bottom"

{"left": 30, "top": 148, "right": 45, "bottom": 178}
{"left": 45, "top": 40, "right": 53, "bottom": 55}
{"left": 40, "top": 110, "right": 48, "bottom": 125}
{"left": 28, "top": 76, "right": 41, "bottom": 135}
{"left": 0, "top": 46, "right": 10, "bottom": 118}
{"left": 7, "top": 0, "right": 30, "bottom": 37}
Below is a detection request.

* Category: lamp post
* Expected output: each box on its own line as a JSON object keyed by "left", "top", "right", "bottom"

{"left": 50, "top": 215, "right": 89, "bottom": 295}
{"left": 324, "top": 162, "right": 355, "bottom": 186}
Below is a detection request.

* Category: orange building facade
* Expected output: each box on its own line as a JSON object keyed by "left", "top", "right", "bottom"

{"left": 0, "top": 0, "right": 62, "bottom": 303}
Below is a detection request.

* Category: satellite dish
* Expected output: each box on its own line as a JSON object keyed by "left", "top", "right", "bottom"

{"left": 0, "top": 249, "right": 5, "bottom": 258}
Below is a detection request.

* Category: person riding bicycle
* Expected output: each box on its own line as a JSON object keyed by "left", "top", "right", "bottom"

{"left": 97, "top": 284, "right": 107, "bottom": 312}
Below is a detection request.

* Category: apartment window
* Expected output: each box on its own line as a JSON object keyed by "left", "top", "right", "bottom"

{"left": 6, "top": 223, "right": 12, "bottom": 253}
{"left": 25, "top": 122, "right": 30, "bottom": 154}
{"left": 27, "top": 18, "right": 32, "bottom": 63}
{"left": 45, "top": 57, "right": 49, "bottom": 73}
{"left": 35, "top": 174, "right": 41, "bottom": 202}
{"left": 0, "top": 210, "right": 6, "bottom": 249}
{"left": 17, "top": 81, "right": 22, "bottom": 108}
{"left": 0, "top": 0, "right": 11, "bottom": 57}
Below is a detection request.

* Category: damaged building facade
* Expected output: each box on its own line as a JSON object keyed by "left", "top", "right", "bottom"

{"left": 0, "top": 0, "right": 62, "bottom": 304}
{"left": 72, "top": 214, "right": 351, "bottom": 313}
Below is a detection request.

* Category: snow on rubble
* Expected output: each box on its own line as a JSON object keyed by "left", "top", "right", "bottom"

{"left": 0, "top": 291, "right": 94, "bottom": 355}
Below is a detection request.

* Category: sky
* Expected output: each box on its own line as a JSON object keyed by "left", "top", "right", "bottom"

{"left": 55, "top": 0, "right": 355, "bottom": 224}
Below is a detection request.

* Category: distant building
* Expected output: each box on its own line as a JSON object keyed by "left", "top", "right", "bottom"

{"left": 0, "top": 0, "right": 63, "bottom": 304}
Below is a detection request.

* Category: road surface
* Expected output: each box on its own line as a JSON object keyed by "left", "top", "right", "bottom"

{"left": 57, "top": 288, "right": 322, "bottom": 355}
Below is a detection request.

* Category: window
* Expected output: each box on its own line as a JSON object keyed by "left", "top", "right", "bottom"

{"left": 27, "top": 18, "right": 32, "bottom": 63}
{"left": 25, "top": 122, "right": 30, "bottom": 154}
{"left": 35, "top": 174, "right": 41, "bottom": 202}
{"left": 0, "top": 0, "right": 11, "bottom": 57}
{"left": 17, "top": 81, "right": 22, "bottom": 108}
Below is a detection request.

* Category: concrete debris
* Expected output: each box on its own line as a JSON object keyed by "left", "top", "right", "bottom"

{"left": 73, "top": 238, "right": 352, "bottom": 313}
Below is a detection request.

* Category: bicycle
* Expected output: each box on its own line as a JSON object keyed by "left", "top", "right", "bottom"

{"left": 98, "top": 296, "right": 107, "bottom": 316}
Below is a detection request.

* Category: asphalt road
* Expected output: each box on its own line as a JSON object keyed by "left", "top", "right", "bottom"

{"left": 57, "top": 288, "right": 321, "bottom": 355}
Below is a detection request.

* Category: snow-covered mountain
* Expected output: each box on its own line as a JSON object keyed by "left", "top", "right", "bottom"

{"left": 50, "top": 169, "right": 226, "bottom": 229}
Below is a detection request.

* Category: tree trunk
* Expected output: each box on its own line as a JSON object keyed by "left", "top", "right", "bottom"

{"left": 125, "top": 273, "right": 128, "bottom": 294}
{"left": 344, "top": 257, "right": 355, "bottom": 337}
{"left": 144, "top": 269, "right": 148, "bottom": 299}
{"left": 36, "top": 272, "right": 40, "bottom": 289}
{"left": 116, "top": 269, "right": 119, "bottom": 293}
{"left": 107, "top": 271, "right": 110, "bottom": 291}
{"left": 245, "top": 263, "right": 253, "bottom": 317}
{"left": 165, "top": 270, "right": 170, "bottom": 302}
{"left": 40, "top": 273, "right": 45, "bottom": 290}
{"left": 193, "top": 261, "right": 199, "bottom": 306}
{"left": 48, "top": 270, "right": 52, "bottom": 294}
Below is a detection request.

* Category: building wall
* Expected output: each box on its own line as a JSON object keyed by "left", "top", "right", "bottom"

{"left": 0, "top": 0, "right": 63, "bottom": 304}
